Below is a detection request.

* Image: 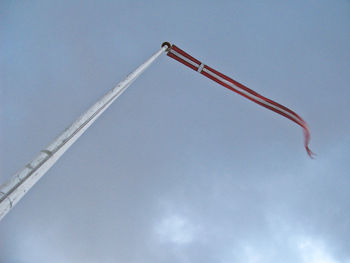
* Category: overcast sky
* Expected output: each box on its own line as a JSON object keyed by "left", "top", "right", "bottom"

{"left": 1, "top": 0, "right": 350, "bottom": 262}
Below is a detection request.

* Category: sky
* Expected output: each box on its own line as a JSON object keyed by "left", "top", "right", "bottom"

{"left": 1, "top": 0, "right": 350, "bottom": 262}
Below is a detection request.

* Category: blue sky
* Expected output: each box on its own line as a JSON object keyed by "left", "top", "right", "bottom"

{"left": 1, "top": 0, "right": 350, "bottom": 262}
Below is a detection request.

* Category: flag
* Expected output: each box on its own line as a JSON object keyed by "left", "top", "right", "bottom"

{"left": 166, "top": 44, "right": 314, "bottom": 157}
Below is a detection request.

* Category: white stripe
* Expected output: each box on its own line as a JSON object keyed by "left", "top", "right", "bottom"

{"left": 202, "top": 68, "right": 301, "bottom": 124}
{"left": 170, "top": 50, "right": 200, "bottom": 69}
{"left": 197, "top": 63, "right": 204, "bottom": 73}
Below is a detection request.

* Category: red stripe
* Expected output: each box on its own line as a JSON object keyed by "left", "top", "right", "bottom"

{"left": 167, "top": 52, "right": 198, "bottom": 71}
{"left": 204, "top": 65, "right": 304, "bottom": 124}
{"left": 202, "top": 65, "right": 312, "bottom": 156}
{"left": 201, "top": 70, "right": 303, "bottom": 126}
{"left": 202, "top": 69, "right": 313, "bottom": 157}
{"left": 171, "top": 45, "right": 202, "bottom": 65}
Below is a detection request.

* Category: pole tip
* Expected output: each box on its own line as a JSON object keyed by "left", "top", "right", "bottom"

{"left": 161, "top": 42, "right": 172, "bottom": 51}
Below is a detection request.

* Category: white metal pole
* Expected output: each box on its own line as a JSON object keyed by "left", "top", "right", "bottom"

{"left": 0, "top": 44, "right": 170, "bottom": 221}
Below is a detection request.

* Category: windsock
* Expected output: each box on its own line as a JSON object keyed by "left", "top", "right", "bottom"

{"left": 163, "top": 42, "right": 313, "bottom": 157}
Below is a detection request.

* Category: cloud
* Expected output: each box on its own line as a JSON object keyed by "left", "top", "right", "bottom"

{"left": 297, "top": 237, "right": 339, "bottom": 263}
{"left": 154, "top": 214, "right": 199, "bottom": 245}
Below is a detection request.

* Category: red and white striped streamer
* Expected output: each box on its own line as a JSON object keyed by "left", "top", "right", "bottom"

{"left": 167, "top": 44, "right": 314, "bottom": 157}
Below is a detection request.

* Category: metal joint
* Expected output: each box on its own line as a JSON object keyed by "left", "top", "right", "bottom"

{"left": 161, "top": 42, "right": 172, "bottom": 52}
